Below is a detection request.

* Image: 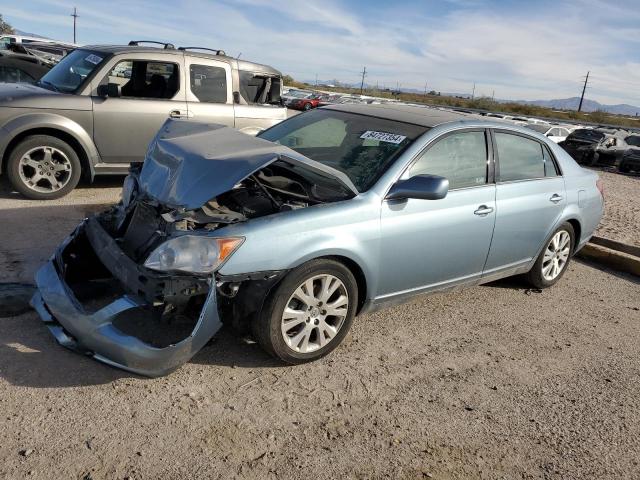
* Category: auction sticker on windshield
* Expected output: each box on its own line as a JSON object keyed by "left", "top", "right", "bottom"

{"left": 84, "top": 54, "right": 103, "bottom": 65}
{"left": 360, "top": 131, "right": 407, "bottom": 144}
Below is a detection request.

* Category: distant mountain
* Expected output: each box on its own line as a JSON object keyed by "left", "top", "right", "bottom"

{"left": 503, "top": 97, "right": 640, "bottom": 116}
{"left": 14, "top": 29, "right": 50, "bottom": 39}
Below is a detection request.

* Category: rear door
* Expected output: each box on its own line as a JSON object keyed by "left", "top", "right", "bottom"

{"left": 483, "top": 130, "right": 565, "bottom": 275}
{"left": 184, "top": 56, "right": 235, "bottom": 126}
{"left": 91, "top": 53, "right": 187, "bottom": 165}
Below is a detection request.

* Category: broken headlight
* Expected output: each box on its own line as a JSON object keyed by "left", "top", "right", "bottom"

{"left": 144, "top": 236, "right": 244, "bottom": 274}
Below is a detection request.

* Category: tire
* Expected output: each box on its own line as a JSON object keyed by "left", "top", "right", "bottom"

{"left": 6, "top": 135, "right": 82, "bottom": 200}
{"left": 303, "top": 103, "right": 312, "bottom": 111}
{"left": 619, "top": 163, "right": 630, "bottom": 174}
{"left": 252, "top": 259, "right": 358, "bottom": 364}
{"left": 526, "top": 222, "right": 575, "bottom": 289}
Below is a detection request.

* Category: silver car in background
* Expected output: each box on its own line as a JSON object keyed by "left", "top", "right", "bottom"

{"left": 31, "top": 104, "right": 604, "bottom": 376}
{"left": 0, "top": 41, "right": 286, "bottom": 199}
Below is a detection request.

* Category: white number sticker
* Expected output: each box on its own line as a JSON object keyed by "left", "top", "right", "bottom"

{"left": 84, "top": 54, "right": 104, "bottom": 65}
{"left": 360, "top": 131, "right": 407, "bottom": 144}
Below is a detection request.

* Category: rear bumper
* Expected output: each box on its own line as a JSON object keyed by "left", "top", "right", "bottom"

{"left": 31, "top": 220, "right": 222, "bottom": 377}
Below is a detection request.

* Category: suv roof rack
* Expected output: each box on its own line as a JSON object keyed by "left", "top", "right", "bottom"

{"left": 128, "top": 40, "right": 175, "bottom": 49}
{"left": 178, "top": 46, "right": 226, "bottom": 56}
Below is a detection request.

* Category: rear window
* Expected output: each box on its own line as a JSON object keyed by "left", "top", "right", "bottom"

{"left": 625, "top": 135, "right": 640, "bottom": 147}
{"left": 239, "top": 70, "right": 281, "bottom": 104}
{"left": 566, "top": 129, "right": 605, "bottom": 142}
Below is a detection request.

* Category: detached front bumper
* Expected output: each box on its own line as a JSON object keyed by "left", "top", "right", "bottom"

{"left": 30, "top": 219, "right": 222, "bottom": 377}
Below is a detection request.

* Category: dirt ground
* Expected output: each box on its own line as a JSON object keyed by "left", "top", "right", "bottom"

{"left": 594, "top": 169, "right": 640, "bottom": 247}
{"left": 0, "top": 173, "right": 639, "bottom": 479}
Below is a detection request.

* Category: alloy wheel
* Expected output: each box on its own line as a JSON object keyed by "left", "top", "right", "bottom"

{"left": 280, "top": 274, "right": 349, "bottom": 353}
{"left": 18, "top": 146, "right": 73, "bottom": 194}
{"left": 542, "top": 230, "right": 571, "bottom": 281}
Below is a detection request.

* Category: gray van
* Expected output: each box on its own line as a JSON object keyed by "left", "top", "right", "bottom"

{"left": 0, "top": 41, "right": 286, "bottom": 199}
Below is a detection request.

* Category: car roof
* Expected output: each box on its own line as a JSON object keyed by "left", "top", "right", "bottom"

{"left": 81, "top": 44, "right": 281, "bottom": 75}
{"left": 323, "top": 103, "right": 482, "bottom": 127}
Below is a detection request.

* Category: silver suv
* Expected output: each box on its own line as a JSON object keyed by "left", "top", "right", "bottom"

{"left": 0, "top": 41, "right": 286, "bottom": 199}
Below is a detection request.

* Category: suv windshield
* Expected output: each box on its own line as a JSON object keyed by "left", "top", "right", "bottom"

{"left": 259, "top": 109, "right": 428, "bottom": 191}
{"left": 38, "top": 49, "right": 107, "bottom": 93}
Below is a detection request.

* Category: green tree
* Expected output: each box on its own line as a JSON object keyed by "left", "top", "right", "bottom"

{"left": 0, "top": 14, "right": 15, "bottom": 34}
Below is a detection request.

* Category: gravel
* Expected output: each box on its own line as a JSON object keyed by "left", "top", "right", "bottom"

{"left": 594, "top": 169, "right": 640, "bottom": 247}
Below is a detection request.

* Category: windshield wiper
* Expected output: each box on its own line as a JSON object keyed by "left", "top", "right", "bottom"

{"left": 37, "top": 80, "right": 60, "bottom": 92}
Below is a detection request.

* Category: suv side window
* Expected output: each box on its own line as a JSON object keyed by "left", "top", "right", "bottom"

{"left": 105, "top": 60, "right": 179, "bottom": 99}
{"left": 190, "top": 64, "right": 227, "bottom": 103}
{"left": 495, "top": 132, "right": 545, "bottom": 181}
{"left": 409, "top": 131, "right": 488, "bottom": 189}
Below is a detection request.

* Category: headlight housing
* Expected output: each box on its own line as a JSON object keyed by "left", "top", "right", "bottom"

{"left": 144, "top": 236, "right": 244, "bottom": 274}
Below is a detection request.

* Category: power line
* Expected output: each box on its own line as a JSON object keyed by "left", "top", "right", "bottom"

{"left": 70, "top": 7, "right": 79, "bottom": 44}
{"left": 578, "top": 71, "right": 590, "bottom": 112}
{"left": 359, "top": 66, "right": 367, "bottom": 94}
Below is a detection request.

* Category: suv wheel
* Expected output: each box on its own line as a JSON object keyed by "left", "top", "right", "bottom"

{"left": 6, "top": 135, "right": 81, "bottom": 200}
{"left": 252, "top": 259, "right": 358, "bottom": 364}
{"left": 526, "top": 222, "right": 575, "bottom": 289}
{"left": 303, "top": 103, "right": 312, "bottom": 111}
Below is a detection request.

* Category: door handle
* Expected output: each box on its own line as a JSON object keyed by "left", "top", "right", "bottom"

{"left": 550, "top": 194, "right": 563, "bottom": 203}
{"left": 169, "top": 110, "right": 190, "bottom": 119}
{"left": 474, "top": 205, "right": 494, "bottom": 216}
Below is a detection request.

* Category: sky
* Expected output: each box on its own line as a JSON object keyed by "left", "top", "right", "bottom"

{"left": 5, "top": 0, "right": 640, "bottom": 105}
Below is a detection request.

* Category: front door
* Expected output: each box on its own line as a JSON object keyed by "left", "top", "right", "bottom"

{"left": 378, "top": 129, "right": 496, "bottom": 299}
{"left": 92, "top": 55, "right": 187, "bottom": 164}
{"left": 483, "top": 130, "right": 566, "bottom": 274}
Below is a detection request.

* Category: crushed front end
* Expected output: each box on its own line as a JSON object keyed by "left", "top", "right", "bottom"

{"left": 30, "top": 121, "right": 354, "bottom": 376}
{"left": 31, "top": 204, "right": 223, "bottom": 377}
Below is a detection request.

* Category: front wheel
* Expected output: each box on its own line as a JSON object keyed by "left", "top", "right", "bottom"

{"left": 252, "top": 259, "right": 358, "bottom": 364}
{"left": 303, "top": 103, "right": 312, "bottom": 111}
{"left": 526, "top": 223, "right": 575, "bottom": 289}
{"left": 6, "top": 135, "right": 81, "bottom": 200}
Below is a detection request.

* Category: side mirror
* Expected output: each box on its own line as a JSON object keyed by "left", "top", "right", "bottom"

{"left": 386, "top": 174, "right": 449, "bottom": 201}
{"left": 97, "top": 83, "right": 121, "bottom": 98}
{"left": 233, "top": 91, "right": 241, "bottom": 104}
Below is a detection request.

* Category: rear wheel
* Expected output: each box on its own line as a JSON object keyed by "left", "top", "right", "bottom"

{"left": 6, "top": 135, "right": 81, "bottom": 200}
{"left": 303, "top": 103, "right": 312, "bottom": 111}
{"left": 252, "top": 259, "right": 358, "bottom": 364}
{"left": 526, "top": 222, "right": 575, "bottom": 289}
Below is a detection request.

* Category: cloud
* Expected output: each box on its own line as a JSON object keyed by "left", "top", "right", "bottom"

{"left": 4, "top": 0, "right": 639, "bottom": 105}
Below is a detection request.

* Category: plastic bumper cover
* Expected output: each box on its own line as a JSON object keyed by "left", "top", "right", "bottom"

{"left": 30, "top": 222, "right": 222, "bottom": 378}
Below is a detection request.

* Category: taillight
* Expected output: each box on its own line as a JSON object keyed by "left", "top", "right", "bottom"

{"left": 596, "top": 178, "right": 604, "bottom": 198}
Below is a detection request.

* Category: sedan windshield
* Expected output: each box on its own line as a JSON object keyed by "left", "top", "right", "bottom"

{"left": 259, "top": 109, "right": 428, "bottom": 191}
{"left": 38, "top": 49, "right": 107, "bottom": 93}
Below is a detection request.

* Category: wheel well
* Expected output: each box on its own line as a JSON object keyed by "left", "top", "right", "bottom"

{"left": 566, "top": 218, "right": 581, "bottom": 250}
{"left": 2, "top": 128, "right": 91, "bottom": 180}
{"left": 320, "top": 255, "right": 368, "bottom": 314}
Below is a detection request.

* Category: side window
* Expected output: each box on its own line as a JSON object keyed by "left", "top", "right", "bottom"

{"left": 105, "top": 60, "right": 179, "bottom": 99}
{"left": 276, "top": 117, "right": 346, "bottom": 148}
{"left": 409, "top": 131, "right": 488, "bottom": 189}
{"left": 495, "top": 133, "right": 545, "bottom": 181}
{"left": 543, "top": 146, "right": 560, "bottom": 177}
{"left": 190, "top": 64, "right": 227, "bottom": 103}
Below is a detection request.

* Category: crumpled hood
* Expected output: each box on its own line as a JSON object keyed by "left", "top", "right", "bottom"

{"left": 139, "top": 119, "right": 357, "bottom": 210}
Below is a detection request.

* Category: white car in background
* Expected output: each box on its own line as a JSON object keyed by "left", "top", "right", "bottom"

{"left": 526, "top": 124, "right": 576, "bottom": 143}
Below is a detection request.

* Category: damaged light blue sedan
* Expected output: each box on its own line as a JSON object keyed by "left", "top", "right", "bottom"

{"left": 31, "top": 104, "right": 604, "bottom": 377}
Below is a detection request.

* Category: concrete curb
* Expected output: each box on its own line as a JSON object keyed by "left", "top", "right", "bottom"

{"left": 578, "top": 241, "right": 640, "bottom": 277}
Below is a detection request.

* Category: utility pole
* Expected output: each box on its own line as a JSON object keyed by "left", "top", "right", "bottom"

{"left": 492, "top": 90, "right": 495, "bottom": 101}
{"left": 578, "top": 71, "right": 590, "bottom": 112}
{"left": 471, "top": 82, "right": 476, "bottom": 100}
{"left": 70, "top": 7, "right": 79, "bottom": 43}
{"left": 424, "top": 81, "right": 428, "bottom": 96}
{"left": 315, "top": 74, "right": 318, "bottom": 87}
{"left": 359, "top": 66, "right": 367, "bottom": 94}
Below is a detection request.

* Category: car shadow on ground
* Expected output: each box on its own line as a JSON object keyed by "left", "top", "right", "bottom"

{"left": 0, "top": 175, "right": 124, "bottom": 200}
{"left": 0, "top": 307, "right": 285, "bottom": 388}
